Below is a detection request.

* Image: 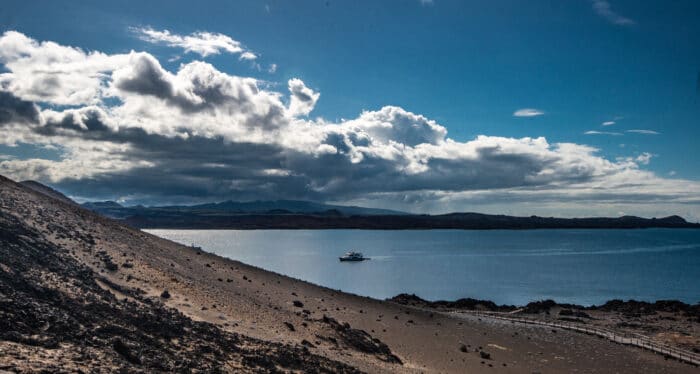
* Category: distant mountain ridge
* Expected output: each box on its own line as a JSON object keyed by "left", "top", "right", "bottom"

{"left": 81, "top": 199, "right": 405, "bottom": 218}
{"left": 82, "top": 201, "right": 124, "bottom": 210}
{"left": 16, "top": 180, "right": 698, "bottom": 230}
{"left": 179, "top": 199, "right": 406, "bottom": 216}
{"left": 120, "top": 210, "right": 699, "bottom": 230}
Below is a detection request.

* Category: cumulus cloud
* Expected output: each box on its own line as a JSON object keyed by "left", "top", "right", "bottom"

{"left": 133, "top": 27, "right": 252, "bottom": 58}
{"left": 342, "top": 106, "right": 447, "bottom": 147}
{"left": 0, "top": 91, "right": 40, "bottom": 125}
{"left": 287, "top": 78, "right": 320, "bottom": 117}
{"left": 0, "top": 31, "right": 698, "bottom": 218}
{"left": 112, "top": 53, "right": 179, "bottom": 100}
{"left": 0, "top": 30, "right": 129, "bottom": 105}
{"left": 591, "top": 1, "right": 635, "bottom": 26}
{"left": 513, "top": 108, "right": 544, "bottom": 117}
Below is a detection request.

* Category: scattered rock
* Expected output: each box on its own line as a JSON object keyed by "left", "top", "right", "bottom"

{"left": 301, "top": 339, "right": 315, "bottom": 348}
{"left": 113, "top": 339, "right": 141, "bottom": 365}
{"left": 321, "top": 315, "right": 402, "bottom": 364}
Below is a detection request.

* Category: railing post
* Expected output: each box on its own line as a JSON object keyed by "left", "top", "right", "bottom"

{"left": 466, "top": 307, "right": 700, "bottom": 366}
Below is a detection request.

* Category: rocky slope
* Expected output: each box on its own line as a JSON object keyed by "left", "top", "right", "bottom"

{"left": 19, "top": 180, "right": 76, "bottom": 206}
{"left": 0, "top": 177, "right": 360, "bottom": 373}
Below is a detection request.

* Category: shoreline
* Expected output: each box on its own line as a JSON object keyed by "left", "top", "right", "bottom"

{"left": 143, "top": 226, "right": 700, "bottom": 231}
{"left": 388, "top": 293, "right": 700, "bottom": 313}
{"left": 147, "top": 229, "right": 700, "bottom": 310}
{"left": 80, "top": 203, "right": 700, "bottom": 230}
{"left": 146, "top": 227, "right": 700, "bottom": 308}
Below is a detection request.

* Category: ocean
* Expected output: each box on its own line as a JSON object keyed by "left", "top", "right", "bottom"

{"left": 146, "top": 228, "right": 700, "bottom": 306}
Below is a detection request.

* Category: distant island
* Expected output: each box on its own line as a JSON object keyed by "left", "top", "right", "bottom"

{"left": 72, "top": 198, "right": 700, "bottom": 231}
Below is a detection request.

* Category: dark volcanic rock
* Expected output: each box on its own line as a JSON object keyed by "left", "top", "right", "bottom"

{"left": 595, "top": 299, "right": 700, "bottom": 318}
{"left": 388, "top": 293, "right": 515, "bottom": 312}
{"left": 113, "top": 338, "right": 142, "bottom": 365}
{"left": 390, "top": 293, "right": 700, "bottom": 328}
{"left": 321, "top": 315, "right": 402, "bottom": 365}
{"left": 522, "top": 300, "right": 559, "bottom": 314}
{"left": 559, "top": 308, "right": 592, "bottom": 319}
{"left": 284, "top": 322, "right": 296, "bottom": 332}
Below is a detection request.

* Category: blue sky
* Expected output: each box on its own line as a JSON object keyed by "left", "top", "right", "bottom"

{"left": 4, "top": 0, "right": 699, "bottom": 176}
{"left": 1, "top": 1, "right": 699, "bottom": 218}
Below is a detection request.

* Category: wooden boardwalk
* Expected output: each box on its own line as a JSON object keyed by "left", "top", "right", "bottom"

{"left": 451, "top": 310, "right": 700, "bottom": 367}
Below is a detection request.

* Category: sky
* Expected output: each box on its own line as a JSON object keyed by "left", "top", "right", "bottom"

{"left": 1, "top": 0, "right": 699, "bottom": 219}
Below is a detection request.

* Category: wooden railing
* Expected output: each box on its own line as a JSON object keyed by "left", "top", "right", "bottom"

{"left": 452, "top": 310, "right": 700, "bottom": 367}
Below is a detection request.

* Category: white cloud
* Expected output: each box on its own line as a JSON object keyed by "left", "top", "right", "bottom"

{"left": 513, "top": 108, "right": 544, "bottom": 117}
{"left": 627, "top": 129, "right": 660, "bottom": 135}
{"left": 591, "top": 1, "right": 635, "bottom": 26}
{"left": 267, "top": 63, "right": 278, "bottom": 74}
{"left": 1, "top": 31, "right": 698, "bottom": 218}
{"left": 584, "top": 130, "right": 623, "bottom": 136}
{"left": 342, "top": 106, "right": 447, "bottom": 147}
{"left": 602, "top": 121, "right": 615, "bottom": 126}
{"left": 0, "top": 31, "right": 129, "bottom": 105}
{"left": 133, "top": 27, "right": 252, "bottom": 58}
{"left": 420, "top": 0, "right": 434, "bottom": 5}
{"left": 287, "top": 78, "right": 320, "bottom": 117}
{"left": 635, "top": 152, "right": 652, "bottom": 165}
{"left": 0, "top": 140, "right": 154, "bottom": 183}
{"left": 239, "top": 51, "right": 257, "bottom": 61}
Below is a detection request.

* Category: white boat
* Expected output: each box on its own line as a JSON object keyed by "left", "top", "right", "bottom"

{"left": 339, "top": 251, "right": 368, "bottom": 262}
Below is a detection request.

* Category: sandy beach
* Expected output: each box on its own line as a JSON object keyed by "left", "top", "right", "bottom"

{"left": 1, "top": 176, "right": 698, "bottom": 373}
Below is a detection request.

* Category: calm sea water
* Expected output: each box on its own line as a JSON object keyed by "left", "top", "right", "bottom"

{"left": 146, "top": 229, "right": 700, "bottom": 306}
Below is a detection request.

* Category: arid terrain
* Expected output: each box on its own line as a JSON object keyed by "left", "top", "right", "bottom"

{"left": 1, "top": 174, "right": 698, "bottom": 373}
